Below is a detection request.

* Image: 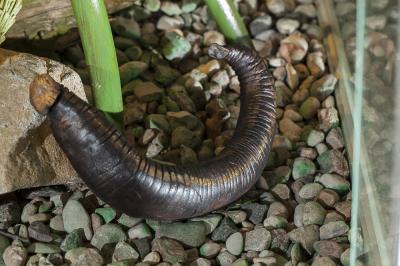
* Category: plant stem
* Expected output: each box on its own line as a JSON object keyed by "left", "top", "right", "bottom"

{"left": 204, "top": 0, "right": 252, "bottom": 47}
{"left": 71, "top": 0, "right": 123, "bottom": 131}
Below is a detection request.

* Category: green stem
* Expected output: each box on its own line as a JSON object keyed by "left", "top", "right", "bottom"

{"left": 71, "top": 0, "right": 123, "bottom": 131}
{"left": 204, "top": 0, "right": 252, "bottom": 47}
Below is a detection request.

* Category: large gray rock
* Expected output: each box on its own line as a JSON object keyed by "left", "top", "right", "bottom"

{"left": 0, "top": 49, "right": 87, "bottom": 194}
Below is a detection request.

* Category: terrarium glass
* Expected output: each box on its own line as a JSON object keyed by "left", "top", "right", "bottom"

{"left": 318, "top": 0, "right": 398, "bottom": 264}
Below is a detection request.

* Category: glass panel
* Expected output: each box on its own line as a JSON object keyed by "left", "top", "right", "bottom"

{"left": 318, "top": 0, "right": 399, "bottom": 264}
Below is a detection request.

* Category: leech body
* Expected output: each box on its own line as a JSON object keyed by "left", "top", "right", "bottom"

{"left": 30, "top": 45, "right": 276, "bottom": 220}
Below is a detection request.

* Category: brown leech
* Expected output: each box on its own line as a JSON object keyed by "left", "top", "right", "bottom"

{"left": 29, "top": 45, "right": 276, "bottom": 220}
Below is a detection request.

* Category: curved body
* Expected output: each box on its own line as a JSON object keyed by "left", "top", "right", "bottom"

{"left": 32, "top": 45, "right": 276, "bottom": 220}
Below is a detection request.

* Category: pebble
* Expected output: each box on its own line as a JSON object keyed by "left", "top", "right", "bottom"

{"left": 317, "top": 173, "right": 350, "bottom": 194}
{"left": 203, "top": 31, "right": 226, "bottom": 46}
{"left": 279, "top": 118, "right": 302, "bottom": 142}
{"left": 299, "top": 97, "right": 321, "bottom": 119}
{"left": 310, "top": 75, "right": 337, "bottom": 101}
{"left": 302, "top": 201, "right": 326, "bottom": 226}
{"left": 49, "top": 214, "right": 64, "bottom": 232}
{"left": 292, "top": 157, "right": 316, "bottom": 179}
{"left": 263, "top": 215, "right": 288, "bottom": 229}
{"left": 160, "top": 1, "right": 182, "bottom": 16}
{"left": 61, "top": 228, "right": 85, "bottom": 252}
{"left": 318, "top": 108, "right": 340, "bottom": 131}
{"left": 191, "top": 214, "right": 222, "bottom": 234}
{"left": 311, "top": 256, "right": 336, "bottom": 266}
{"left": 199, "top": 241, "right": 221, "bottom": 258}
{"left": 27, "top": 243, "right": 61, "bottom": 254}
{"left": 267, "top": 201, "right": 289, "bottom": 219}
{"left": 241, "top": 203, "right": 267, "bottom": 224}
{"left": 320, "top": 221, "right": 349, "bottom": 240}
{"left": 133, "top": 82, "right": 163, "bottom": 102}
{"left": 276, "top": 18, "right": 300, "bottom": 34}
{"left": 313, "top": 240, "right": 343, "bottom": 259}
{"left": 28, "top": 221, "right": 53, "bottom": 242}
{"left": 119, "top": 61, "right": 148, "bottom": 85}
{"left": 162, "top": 32, "right": 192, "bottom": 60}
{"left": 90, "top": 224, "right": 127, "bottom": 250}
{"left": 244, "top": 227, "right": 271, "bottom": 251}
{"left": 0, "top": 201, "right": 20, "bottom": 228}
{"left": 326, "top": 128, "right": 344, "bottom": 149}
{"left": 216, "top": 251, "right": 236, "bottom": 266}
{"left": 21, "top": 203, "right": 38, "bottom": 223}
{"left": 191, "top": 257, "right": 211, "bottom": 266}
{"left": 155, "top": 221, "right": 207, "bottom": 247}
{"left": 279, "top": 33, "right": 309, "bottom": 63}
{"left": 2, "top": 245, "right": 27, "bottom": 266}
{"left": 157, "top": 15, "right": 184, "bottom": 31}
{"left": 211, "top": 217, "right": 238, "bottom": 242}
{"left": 143, "top": 251, "right": 160, "bottom": 264}
{"left": 152, "top": 238, "right": 187, "bottom": 264}
{"left": 270, "top": 228, "right": 290, "bottom": 253}
{"left": 317, "top": 150, "right": 349, "bottom": 177}
{"left": 144, "top": 0, "right": 161, "bottom": 12}
{"left": 69, "top": 248, "right": 103, "bottom": 266}
{"left": 226, "top": 232, "right": 243, "bottom": 256}
{"left": 62, "top": 199, "right": 93, "bottom": 240}
{"left": 266, "top": 0, "right": 295, "bottom": 16}
{"left": 288, "top": 225, "right": 320, "bottom": 254}
{"left": 112, "top": 241, "right": 140, "bottom": 263}
{"left": 249, "top": 15, "right": 273, "bottom": 36}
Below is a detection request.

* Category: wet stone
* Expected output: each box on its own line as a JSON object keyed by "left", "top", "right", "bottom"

{"left": 199, "top": 241, "right": 220, "bottom": 258}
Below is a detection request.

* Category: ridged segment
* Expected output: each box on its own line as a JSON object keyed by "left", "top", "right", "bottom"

{"left": 48, "top": 46, "right": 276, "bottom": 220}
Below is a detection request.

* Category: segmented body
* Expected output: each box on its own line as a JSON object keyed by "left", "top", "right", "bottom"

{"left": 46, "top": 45, "right": 276, "bottom": 220}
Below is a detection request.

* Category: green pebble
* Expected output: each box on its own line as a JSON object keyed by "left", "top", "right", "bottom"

{"left": 162, "top": 32, "right": 191, "bottom": 61}
{"left": 90, "top": 224, "right": 127, "bottom": 250}
{"left": 119, "top": 61, "right": 148, "bottom": 85}
{"left": 95, "top": 208, "right": 117, "bottom": 223}
{"left": 27, "top": 243, "right": 61, "bottom": 254}
{"left": 61, "top": 228, "right": 85, "bottom": 252}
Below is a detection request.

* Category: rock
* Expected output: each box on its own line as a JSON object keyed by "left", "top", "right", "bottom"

{"left": 0, "top": 49, "right": 87, "bottom": 194}
{"left": 133, "top": 82, "right": 163, "bottom": 102}
{"left": 112, "top": 241, "right": 139, "bottom": 263}
{"left": 168, "top": 85, "right": 196, "bottom": 112}
{"left": 267, "top": 201, "right": 289, "bottom": 219}
{"left": 211, "top": 217, "right": 238, "bottom": 242}
{"left": 28, "top": 221, "right": 52, "bottom": 242}
{"left": 49, "top": 214, "right": 64, "bottom": 232}
{"left": 279, "top": 33, "right": 309, "bottom": 63}
{"left": 341, "top": 248, "right": 350, "bottom": 266}
{"left": 276, "top": 18, "right": 300, "bottom": 34}
{"left": 286, "top": 63, "right": 299, "bottom": 90}
{"left": 311, "top": 256, "right": 336, "bottom": 266}
{"left": 300, "top": 147, "right": 318, "bottom": 160}
{"left": 199, "top": 242, "right": 221, "bottom": 258}
{"left": 326, "top": 128, "right": 344, "bottom": 149}
{"left": 21, "top": 203, "right": 38, "bottom": 223}
{"left": 292, "top": 157, "right": 316, "bottom": 179}
{"left": 191, "top": 258, "right": 211, "bottom": 266}
{"left": 144, "top": 0, "right": 161, "bottom": 12}
{"left": 63, "top": 199, "right": 93, "bottom": 240}
{"left": 157, "top": 15, "right": 184, "bottom": 31}
{"left": 145, "top": 114, "right": 171, "bottom": 134}
{"left": 117, "top": 214, "right": 142, "bottom": 228}
{"left": 313, "top": 240, "right": 343, "bottom": 259}
{"left": 128, "top": 223, "right": 152, "bottom": 239}
{"left": 3, "top": 245, "right": 27, "bottom": 266}
{"left": 171, "top": 126, "right": 201, "bottom": 149}
{"left": 318, "top": 108, "right": 339, "bottom": 132}
{"left": 203, "top": 31, "right": 226, "bottom": 46}
{"left": 61, "top": 228, "right": 85, "bottom": 252}
{"left": 69, "top": 248, "right": 103, "bottom": 266}
{"left": 241, "top": 203, "right": 268, "bottom": 224}
{"left": 304, "top": 129, "right": 325, "bottom": 147}
{"left": 334, "top": 201, "right": 351, "bottom": 220}
{"left": 216, "top": 251, "right": 236, "bottom": 266}
{"left": 317, "top": 174, "right": 350, "bottom": 194}
{"left": 155, "top": 221, "right": 207, "bottom": 247}
{"left": 152, "top": 238, "right": 187, "bottom": 264}
{"left": 299, "top": 97, "right": 321, "bottom": 119}
{"left": 263, "top": 215, "right": 288, "bottom": 229}
{"left": 249, "top": 15, "right": 273, "bottom": 36}
{"left": 317, "top": 189, "right": 339, "bottom": 208}
{"left": 303, "top": 202, "right": 326, "bottom": 226}
{"left": 244, "top": 227, "right": 271, "bottom": 251}
{"left": 279, "top": 118, "right": 302, "bottom": 142}
{"left": 94, "top": 207, "right": 116, "bottom": 224}
{"left": 191, "top": 214, "right": 222, "bottom": 234}
{"left": 162, "top": 32, "right": 191, "bottom": 61}
{"left": 111, "top": 17, "right": 141, "bottom": 39}
{"left": 124, "top": 100, "right": 147, "bottom": 125}
{"left": 307, "top": 52, "right": 325, "bottom": 77}
{"left": 266, "top": 0, "right": 295, "bottom": 16}
{"left": 270, "top": 228, "right": 290, "bottom": 253}
{"left": 310, "top": 75, "right": 337, "bottom": 101}
{"left": 119, "top": 61, "right": 148, "bottom": 85}
{"left": 317, "top": 150, "right": 349, "bottom": 177}
{"left": 90, "top": 224, "right": 127, "bottom": 250}
{"left": 0, "top": 235, "right": 10, "bottom": 265}
{"left": 288, "top": 225, "right": 320, "bottom": 254}
{"left": 180, "top": 145, "right": 198, "bottom": 164}
{"left": 143, "top": 251, "right": 160, "bottom": 264}
{"left": 0, "top": 201, "right": 20, "bottom": 228}
{"left": 320, "top": 221, "right": 349, "bottom": 240}
{"left": 28, "top": 213, "right": 51, "bottom": 223}
{"left": 299, "top": 183, "right": 323, "bottom": 200}
{"left": 160, "top": 1, "right": 181, "bottom": 15}
{"left": 226, "top": 232, "right": 243, "bottom": 256}
{"left": 27, "top": 243, "right": 61, "bottom": 254}
{"left": 155, "top": 65, "right": 181, "bottom": 86}
{"left": 295, "top": 4, "right": 317, "bottom": 18}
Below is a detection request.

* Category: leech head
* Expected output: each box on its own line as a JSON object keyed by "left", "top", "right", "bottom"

{"left": 30, "top": 74, "right": 61, "bottom": 115}
{"left": 208, "top": 44, "right": 230, "bottom": 59}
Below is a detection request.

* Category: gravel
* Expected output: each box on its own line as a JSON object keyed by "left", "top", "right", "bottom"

{"left": 2, "top": 0, "right": 354, "bottom": 265}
